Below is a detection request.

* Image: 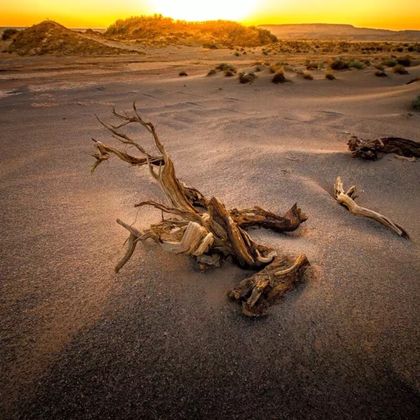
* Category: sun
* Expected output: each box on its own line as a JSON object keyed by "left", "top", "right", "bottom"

{"left": 149, "top": 0, "right": 257, "bottom": 22}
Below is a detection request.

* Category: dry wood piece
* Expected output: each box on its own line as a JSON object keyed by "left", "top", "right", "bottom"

{"left": 348, "top": 135, "right": 420, "bottom": 160}
{"left": 228, "top": 255, "right": 309, "bottom": 317}
{"left": 91, "top": 103, "right": 310, "bottom": 317}
{"left": 334, "top": 177, "right": 409, "bottom": 239}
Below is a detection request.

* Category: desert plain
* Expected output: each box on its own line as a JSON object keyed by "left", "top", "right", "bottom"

{"left": 0, "top": 28, "right": 420, "bottom": 418}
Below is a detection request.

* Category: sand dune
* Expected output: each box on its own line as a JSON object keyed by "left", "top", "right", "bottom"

{"left": 0, "top": 46, "right": 419, "bottom": 418}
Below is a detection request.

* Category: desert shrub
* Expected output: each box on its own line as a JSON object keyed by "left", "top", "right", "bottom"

{"left": 374, "top": 64, "right": 385, "bottom": 71}
{"left": 374, "top": 70, "right": 387, "bottom": 77}
{"left": 305, "top": 61, "right": 319, "bottom": 70}
{"left": 224, "top": 70, "right": 235, "bottom": 77}
{"left": 272, "top": 70, "right": 287, "bottom": 84}
{"left": 234, "top": 52, "right": 240, "bottom": 56}
{"left": 396, "top": 56, "right": 411, "bottom": 66}
{"left": 239, "top": 72, "right": 256, "bottom": 84}
{"left": 393, "top": 64, "right": 408, "bottom": 74}
{"left": 207, "top": 69, "right": 217, "bottom": 76}
{"left": 412, "top": 95, "right": 420, "bottom": 111}
{"left": 203, "top": 43, "right": 218, "bottom": 49}
{"left": 179, "top": 71, "right": 188, "bottom": 77}
{"left": 325, "top": 72, "right": 335, "bottom": 80}
{"left": 216, "top": 63, "right": 237, "bottom": 73}
{"left": 301, "top": 71, "right": 313, "bottom": 80}
{"left": 105, "top": 16, "right": 277, "bottom": 47}
{"left": 330, "top": 58, "right": 349, "bottom": 70}
{"left": 2, "top": 28, "right": 19, "bottom": 41}
{"left": 382, "top": 58, "right": 397, "bottom": 67}
{"left": 348, "top": 60, "right": 365, "bottom": 70}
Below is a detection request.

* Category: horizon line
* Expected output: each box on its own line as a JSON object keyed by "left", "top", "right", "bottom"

{"left": 1, "top": 19, "right": 420, "bottom": 32}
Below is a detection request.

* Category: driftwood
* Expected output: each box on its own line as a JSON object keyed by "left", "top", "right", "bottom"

{"left": 348, "top": 135, "right": 420, "bottom": 160}
{"left": 91, "top": 103, "right": 309, "bottom": 317}
{"left": 334, "top": 177, "right": 409, "bottom": 239}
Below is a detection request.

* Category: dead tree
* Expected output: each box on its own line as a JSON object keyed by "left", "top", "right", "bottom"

{"left": 334, "top": 177, "right": 409, "bottom": 239}
{"left": 91, "top": 103, "right": 310, "bottom": 317}
{"left": 348, "top": 136, "right": 420, "bottom": 160}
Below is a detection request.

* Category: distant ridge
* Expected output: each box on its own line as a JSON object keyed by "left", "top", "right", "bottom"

{"left": 259, "top": 23, "right": 420, "bottom": 41}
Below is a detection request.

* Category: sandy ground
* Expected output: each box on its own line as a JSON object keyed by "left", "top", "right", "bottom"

{"left": 0, "top": 49, "right": 419, "bottom": 419}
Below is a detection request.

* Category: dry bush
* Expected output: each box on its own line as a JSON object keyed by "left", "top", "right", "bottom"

{"left": 325, "top": 72, "right": 335, "bottom": 80}
{"left": 302, "top": 71, "right": 314, "bottom": 80}
{"left": 207, "top": 69, "right": 217, "bottom": 76}
{"left": 239, "top": 72, "right": 257, "bottom": 84}
{"left": 2, "top": 28, "right": 19, "bottom": 41}
{"left": 393, "top": 64, "right": 408, "bottom": 74}
{"left": 272, "top": 69, "right": 288, "bottom": 84}
{"left": 374, "top": 70, "right": 387, "bottom": 77}
{"left": 348, "top": 60, "right": 365, "bottom": 69}
{"left": 305, "top": 61, "right": 319, "bottom": 70}
{"left": 330, "top": 58, "right": 349, "bottom": 70}
{"left": 216, "top": 63, "right": 237, "bottom": 73}
{"left": 179, "top": 71, "right": 188, "bottom": 77}
{"left": 396, "top": 56, "right": 411, "bottom": 66}
{"left": 412, "top": 95, "right": 420, "bottom": 111}
{"left": 382, "top": 58, "right": 397, "bottom": 67}
{"left": 105, "top": 15, "right": 277, "bottom": 47}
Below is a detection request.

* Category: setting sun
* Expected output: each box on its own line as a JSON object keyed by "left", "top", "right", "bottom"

{"left": 149, "top": 0, "right": 257, "bottom": 21}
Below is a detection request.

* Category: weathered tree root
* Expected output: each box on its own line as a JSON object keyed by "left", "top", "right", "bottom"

{"left": 228, "top": 255, "right": 310, "bottom": 317}
{"left": 348, "top": 135, "right": 420, "bottom": 161}
{"left": 91, "top": 103, "right": 309, "bottom": 317}
{"left": 334, "top": 177, "right": 409, "bottom": 239}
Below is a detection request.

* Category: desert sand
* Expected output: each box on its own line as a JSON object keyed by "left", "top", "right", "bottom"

{"left": 0, "top": 44, "right": 419, "bottom": 419}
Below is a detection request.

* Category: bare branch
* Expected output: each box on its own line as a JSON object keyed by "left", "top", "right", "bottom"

{"left": 334, "top": 177, "right": 409, "bottom": 239}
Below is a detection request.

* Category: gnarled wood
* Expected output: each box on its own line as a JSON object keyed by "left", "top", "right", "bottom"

{"left": 91, "top": 103, "right": 309, "bottom": 316}
{"left": 348, "top": 135, "right": 420, "bottom": 160}
{"left": 334, "top": 177, "right": 409, "bottom": 239}
{"left": 231, "top": 204, "right": 307, "bottom": 232}
{"left": 228, "top": 255, "right": 310, "bottom": 317}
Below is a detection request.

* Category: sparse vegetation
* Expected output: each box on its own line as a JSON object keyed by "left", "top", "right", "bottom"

{"left": 105, "top": 15, "right": 277, "bottom": 47}
{"left": 325, "top": 72, "right": 336, "bottom": 80}
{"left": 330, "top": 58, "right": 349, "bottom": 70}
{"left": 382, "top": 58, "right": 397, "bottom": 67}
{"left": 348, "top": 60, "right": 365, "bottom": 69}
{"left": 179, "top": 71, "right": 188, "bottom": 77}
{"left": 272, "top": 69, "right": 288, "bottom": 84}
{"left": 396, "top": 56, "right": 411, "bottom": 66}
{"left": 375, "top": 70, "right": 387, "bottom": 77}
{"left": 412, "top": 95, "right": 420, "bottom": 111}
{"left": 7, "top": 20, "right": 128, "bottom": 56}
{"left": 393, "top": 64, "right": 408, "bottom": 74}
{"left": 207, "top": 69, "right": 217, "bottom": 77}
{"left": 305, "top": 61, "right": 319, "bottom": 70}
{"left": 302, "top": 71, "right": 314, "bottom": 80}
{"left": 215, "top": 63, "right": 237, "bottom": 73}
{"left": 2, "top": 28, "right": 19, "bottom": 41}
{"left": 239, "top": 72, "right": 257, "bottom": 84}
{"left": 224, "top": 70, "right": 235, "bottom": 77}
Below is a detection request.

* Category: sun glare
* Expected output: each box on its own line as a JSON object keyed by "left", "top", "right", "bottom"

{"left": 149, "top": 0, "right": 257, "bottom": 22}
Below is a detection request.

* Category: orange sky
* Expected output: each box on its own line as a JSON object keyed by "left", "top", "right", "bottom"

{"left": 1, "top": 0, "right": 419, "bottom": 30}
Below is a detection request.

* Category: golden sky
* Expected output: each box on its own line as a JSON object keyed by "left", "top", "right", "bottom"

{"left": 1, "top": 0, "right": 419, "bottom": 30}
